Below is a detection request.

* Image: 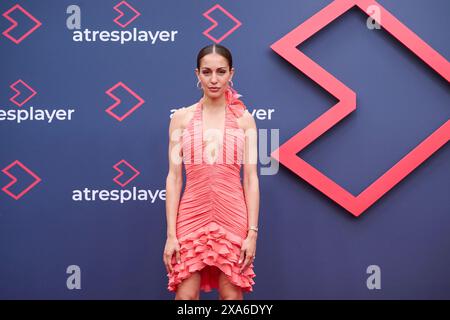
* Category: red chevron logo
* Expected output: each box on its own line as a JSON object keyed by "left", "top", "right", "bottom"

{"left": 2, "top": 160, "right": 41, "bottom": 200}
{"left": 113, "top": 160, "right": 140, "bottom": 187}
{"left": 10, "top": 79, "right": 37, "bottom": 107}
{"left": 113, "top": 1, "right": 141, "bottom": 28}
{"left": 105, "top": 81, "right": 145, "bottom": 121}
{"left": 2, "top": 4, "right": 42, "bottom": 44}
{"left": 270, "top": 0, "right": 449, "bottom": 217}
{"left": 202, "top": 4, "right": 242, "bottom": 43}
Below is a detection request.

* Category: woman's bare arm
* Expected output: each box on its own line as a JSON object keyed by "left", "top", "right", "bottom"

{"left": 165, "top": 108, "right": 185, "bottom": 239}
{"left": 239, "top": 110, "right": 260, "bottom": 272}
{"left": 163, "top": 108, "right": 188, "bottom": 273}
{"left": 242, "top": 111, "right": 260, "bottom": 237}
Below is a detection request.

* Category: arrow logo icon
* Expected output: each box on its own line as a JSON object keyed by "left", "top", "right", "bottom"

{"left": 2, "top": 4, "right": 42, "bottom": 44}
{"left": 203, "top": 4, "right": 242, "bottom": 43}
{"left": 270, "top": 0, "right": 449, "bottom": 216}
{"left": 2, "top": 160, "right": 41, "bottom": 200}
{"left": 113, "top": 1, "right": 141, "bottom": 28}
{"left": 113, "top": 160, "right": 140, "bottom": 187}
{"left": 10, "top": 79, "right": 37, "bottom": 107}
{"left": 105, "top": 81, "right": 145, "bottom": 121}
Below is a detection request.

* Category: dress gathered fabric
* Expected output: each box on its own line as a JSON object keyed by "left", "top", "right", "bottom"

{"left": 167, "top": 87, "right": 256, "bottom": 293}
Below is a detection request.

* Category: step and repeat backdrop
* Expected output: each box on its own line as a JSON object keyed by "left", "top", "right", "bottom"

{"left": 0, "top": 0, "right": 449, "bottom": 299}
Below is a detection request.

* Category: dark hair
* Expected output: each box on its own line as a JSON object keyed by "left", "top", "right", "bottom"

{"left": 196, "top": 44, "right": 233, "bottom": 70}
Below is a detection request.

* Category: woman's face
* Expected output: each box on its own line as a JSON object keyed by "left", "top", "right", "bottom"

{"left": 196, "top": 53, "right": 234, "bottom": 99}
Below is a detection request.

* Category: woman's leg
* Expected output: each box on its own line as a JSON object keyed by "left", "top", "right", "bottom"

{"left": 218, "top": 271, "right": 243, "bottom": 300}
{"left": 175, "top": 271, "right": 201, "bottom": 300}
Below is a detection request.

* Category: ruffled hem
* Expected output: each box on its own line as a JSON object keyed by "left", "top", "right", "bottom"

{"left": 167, "top": 222, "right": 256, "bottom": 293}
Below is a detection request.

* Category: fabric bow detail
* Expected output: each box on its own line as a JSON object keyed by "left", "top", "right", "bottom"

{"left": 225, "top": 86, "right": 246, "bottom": 118}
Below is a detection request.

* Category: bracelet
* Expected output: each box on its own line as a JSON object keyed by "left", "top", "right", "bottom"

{"left": 248, "top": 226, "right": 259, "bottom": 232}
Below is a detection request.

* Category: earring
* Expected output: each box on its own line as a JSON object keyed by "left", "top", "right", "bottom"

{"left": 228, "top": 79, "right": 234, "bottom": 87}
{"left": 196, "top": 80, "right": 202, "bottom": 89}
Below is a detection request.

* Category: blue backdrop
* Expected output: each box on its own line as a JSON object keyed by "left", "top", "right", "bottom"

{"left": 0, "top": 0, "right": 448, "bottom": 299}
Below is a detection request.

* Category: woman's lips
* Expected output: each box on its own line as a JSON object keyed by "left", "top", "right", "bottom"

{"left": 209, "top": 87, "right": 220, "bottom": 92}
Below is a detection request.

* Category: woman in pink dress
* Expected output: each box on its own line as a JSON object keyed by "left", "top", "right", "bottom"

{"left": 163, "top": 44, "right": 260, "bottom": 300}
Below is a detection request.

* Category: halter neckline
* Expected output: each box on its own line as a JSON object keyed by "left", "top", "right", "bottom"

{"left": 197, "top": 96, "right": 228, "bottom": 165}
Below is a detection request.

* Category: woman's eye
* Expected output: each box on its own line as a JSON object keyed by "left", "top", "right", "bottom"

{"left": 202, "top": 70, "right": 226, "bottom": 74}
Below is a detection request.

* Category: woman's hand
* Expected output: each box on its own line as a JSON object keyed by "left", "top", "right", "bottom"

{"left": 163, "top": 236, "right": 181, "bottom": 274}
{"left": 239, "top": 232, "right": 257, "bottom": 274}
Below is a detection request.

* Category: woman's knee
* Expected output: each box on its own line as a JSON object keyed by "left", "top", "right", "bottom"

{"left": 175, "top": 290, "right": 200, "bottom": 300}
{"left": 218, "top": 272, "right": 243, "bottom": 300}
{"left": 219, "top": 290, "right": 243, "bottom": 300}
{"left": 174, "top": 272, "right": 201, "bottom": 300}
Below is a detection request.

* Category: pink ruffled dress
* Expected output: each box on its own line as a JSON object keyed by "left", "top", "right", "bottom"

{"left": 167, "top": 87, "right": 256, "bottom": 293}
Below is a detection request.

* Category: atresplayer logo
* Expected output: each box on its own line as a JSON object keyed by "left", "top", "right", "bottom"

{"left": 66, "top": 2, "right": 178, "bottom": 45}
{"left": 71, "top": 160, "right": 165, "bottom": 203}
{"left": 0, "top": 79, "right": 76, "bottom": 124}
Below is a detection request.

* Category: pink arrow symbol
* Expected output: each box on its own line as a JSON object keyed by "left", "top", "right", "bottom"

{"left": 202, "top": 4, "right": 242, "bottom": 43}
{"left": 270, "top": 0, "right": 450, "bottom": 217}
{"left": 113, "top": 1, "right": 141, "bottom": 28}
{"left": 2, "top": 160, "right": 42, "bottom": 200}
{"left": 10, "top": 79, "right": 37, "bottom": 107}
{"left": 105, "top": 81, "right": 145, "bottom": 121}
{"left": 2, "top": 4, "right": 42, "bottom": 44}
{"left": 113, "top": 159, "right": 140, "bottom": 187}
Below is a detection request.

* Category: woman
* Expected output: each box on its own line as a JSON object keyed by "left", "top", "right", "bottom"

{"left": 163, "top": 44, "right": 260, "bottom": 300}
